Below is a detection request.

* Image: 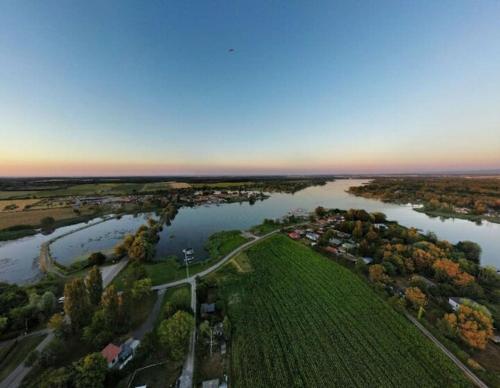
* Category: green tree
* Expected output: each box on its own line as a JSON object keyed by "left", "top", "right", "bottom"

{"left": 223, "top": 316, "right": 231, "bottom": 339}
{"left": 101, "top": 285, "right": 121, "bottom": 327}
{"left": 131, "top": 278, "right": 152, "bottom": 302}
{"left": 85, "top": 266, "right": 103, "bottom": 307}
{"left": 199, "top": 320, "right": 211, "bottom": 341}
{"left": 88, "top": 252, "right": 106, "bottom": 266}
{"left": 39, "top": 291, "right": 57, "bottom": 316}
{"left": 74, "top": 352, "right": 108, "bottom": 388}
{"left": 38, "top": 367, "right": 73, "bottom": 388}
{"left": 0, "top": 316, "right": 7, "bottom": 335}
{"left": 456, "top": 241, "right": 481, "bottom": 264}
{"left": 82, "top": 310, "right": 113, "bottom": 347}
{"left": 64, "top": 278, "right": 91, "bottom": 332}
{"left": 40, "top": 216, "right": 55, "bottom": 232}
{"left": 315, "top": 206, "right": 327, "bottom": 217}
{"left": 158, "top": 311, "right": 195, "bottom": 361}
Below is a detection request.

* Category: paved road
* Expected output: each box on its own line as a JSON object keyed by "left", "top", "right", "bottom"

{"left": 102, "top": 259, "right": 129, "bottom": 288}
{"left": 132, "top": 289, "right": 166, "bottom": 340}
{"left": 178, "top": 278, "right": 197, "bottom": 388}
{"left": 405, "top": 312, "right": 488, "bottom": 388}
{"left": 0, "top": 332, "right": 54, "bottom": 388}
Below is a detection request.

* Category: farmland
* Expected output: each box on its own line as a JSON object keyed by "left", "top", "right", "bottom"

{"left": 218, "top": 234, "right": 470, "bottom": 387}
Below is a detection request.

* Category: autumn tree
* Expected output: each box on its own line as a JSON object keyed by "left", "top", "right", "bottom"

{"left": 64, "top": 278, "right": 91, "bottom": 332}
{"left": 352, "top": 221, "right": 363, "bottom": 240}
{"left": 128, "top": 235, "right": 154, "bottom": 262}
{"left": 405, "top": 287, "right": 427, "bottom": 309}
{"left": 85, "top": 266, "right": 103, "bottom": 307}
{"left": 158, "top": 311, "right": 195, "bottom": 361}
{"left": 433, "top": 259, "right": 474, "bottom": 287}
{"left": 369, "top": 264, "right": 390, "bottom": 284}
{"left": 441, "top": 304, "right": 494, "bottom": 349}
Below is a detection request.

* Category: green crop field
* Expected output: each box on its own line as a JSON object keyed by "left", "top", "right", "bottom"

{"left": 219, "top": 234, "right": 470, "bottom": 387}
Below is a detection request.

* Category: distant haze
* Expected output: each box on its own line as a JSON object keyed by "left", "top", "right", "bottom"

{"left": 1, "top": 1, "right": 499, "bottom": 176}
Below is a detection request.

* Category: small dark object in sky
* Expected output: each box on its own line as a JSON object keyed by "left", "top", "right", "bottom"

{"left": 228, "top": 48, "right": 235, "bottom": 53}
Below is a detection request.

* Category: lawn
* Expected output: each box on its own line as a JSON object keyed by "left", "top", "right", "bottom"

{"left": 249, "top": 220, "right": 281, "bottom": 236}
{"left": 205, "top": 230, "right": 251, "bottom": 261}
{"left": 0, "top": 334, "right": 46, "bottom": 382}
{"left": 217, "top": 234, "right": 471, "bottom": 387}
{"left": 113, "top": 231, "right": 251, "bottom": 289}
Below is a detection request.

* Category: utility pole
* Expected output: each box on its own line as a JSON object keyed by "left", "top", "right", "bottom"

{"left": 209, "top": 326, "right": 214, "bottom": 356}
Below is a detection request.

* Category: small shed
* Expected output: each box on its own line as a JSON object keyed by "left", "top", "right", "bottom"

{"left": 202, "top": 379, "right": 220, "bottom": 388}
{"left": 201, "top": 303, "right": 216, "bottom": 316}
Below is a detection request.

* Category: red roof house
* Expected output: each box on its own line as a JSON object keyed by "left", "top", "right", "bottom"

{"left": 288, "top": 232, "right": 301, "bottom": 240}
{"left": 101, "top": 343, "right": 121, "bottom": 368}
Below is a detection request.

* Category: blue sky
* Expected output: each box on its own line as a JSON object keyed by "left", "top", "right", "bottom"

{"left": 0, "top": 1, "right": 499, "bottom": 176}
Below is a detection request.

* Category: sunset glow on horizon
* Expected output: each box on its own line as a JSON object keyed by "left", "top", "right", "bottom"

{"left": 1, "top": 1, "right": 499, "bottom": 177}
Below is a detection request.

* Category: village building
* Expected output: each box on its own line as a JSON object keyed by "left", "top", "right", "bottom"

{"left": 362, "top": 257, "right": 374, "bottom": 265}
{"left": 305, "top": 232, "right": 319, "bottom": 242}
{"left": 101, "top": 343, "right": 121, "bottom": 368}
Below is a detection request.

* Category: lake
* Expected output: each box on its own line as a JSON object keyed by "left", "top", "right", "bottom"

{"left": 1, "top": 179, "right": 499, "bottom": 284}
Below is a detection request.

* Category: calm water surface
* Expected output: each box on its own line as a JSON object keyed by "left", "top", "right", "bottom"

{"left": 1, "top": 179, "right": 499, "bottom": 284}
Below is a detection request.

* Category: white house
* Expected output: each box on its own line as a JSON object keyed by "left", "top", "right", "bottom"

{"left": 305, "top": 232, "right": 319, "bottom": 242}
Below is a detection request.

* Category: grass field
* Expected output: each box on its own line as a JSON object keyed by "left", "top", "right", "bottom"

{"left": 0, "top": 334, "right": 46, "bottom": 382}
{"left": 218, "top": 234, "right": 470, "bottom": 387}
{"left": 0, "top": 207, "right": 94, "bottom": 230}
{"left": 0, "top": 181, "right": 189, "bottom": 200}
{"left": 205, "top": 230, "right": 251, "bottom": 261}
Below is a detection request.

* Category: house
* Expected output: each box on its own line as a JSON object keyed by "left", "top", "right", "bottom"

{"left": 201, "top": 303, "right": 216, "bottom": 317}
{"left": 342, "top": 242, "right": 356, "bottom": 251}
{"left": 118, "top": 338, "right": 141, "bottom": 370}
{"left": 324, "top": 246, "right": 337, "bottom": 254}
{"left": 373, "top": 223, "right": 388, "bottom": 230}
{"left": 202, "top": 379, "right": 220, "bottom": 388}
{"left": 101, "top": 343, "right": 121, "bottom": 368}
{"left": 362, "top": 257, "right": 374, "bottom": 265}
{"left": 328, "top": 238, "right": 342, "bottom": 246}
{"left": 213, "top": 322, "right": 224, "bottom": 337}
{"left": 288, "top": 231, "right": 301, "bottom": 240}
{"left": 305, "top": 232, "right": 319, "bottom": 242}
{"left": 448, "top": 297, "right": 491, "bottom": 314}
{"left": 448, "top": 297, "right": 462, "bottom": 311}
{"left": 491, "top": 335, "right": 500, "bottom": 345}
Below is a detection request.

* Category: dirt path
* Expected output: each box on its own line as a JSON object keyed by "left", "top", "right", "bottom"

{"left": 405, "top": 312, "right": 488, "bottom": 388}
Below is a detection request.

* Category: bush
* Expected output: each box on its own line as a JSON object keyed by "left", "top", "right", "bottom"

{"left": 88, "top": 252, "right": 106, "bottom": 266}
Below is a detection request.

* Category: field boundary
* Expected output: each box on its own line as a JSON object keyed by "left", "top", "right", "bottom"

{"left": 405, "top": 312, "right": 488, "bottom": 388}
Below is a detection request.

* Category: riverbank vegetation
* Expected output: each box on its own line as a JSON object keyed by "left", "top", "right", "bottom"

{"left": 113, "top": 230, "right": 251, "bottom": 290}
{"left": 348, "top": 177, "right": 500, "bottom": 223}
{"left": 209, "top": 234, "right": 470, "bottom": 387}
